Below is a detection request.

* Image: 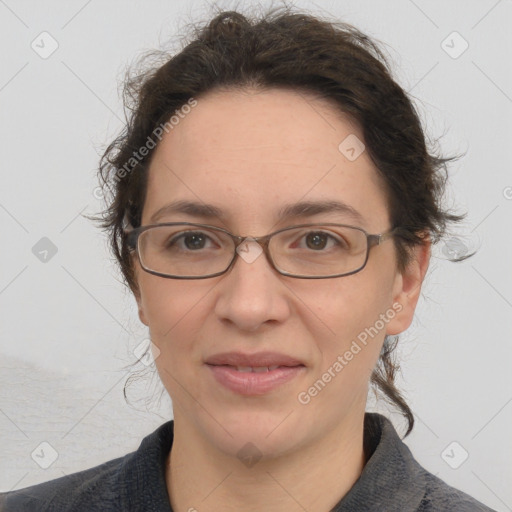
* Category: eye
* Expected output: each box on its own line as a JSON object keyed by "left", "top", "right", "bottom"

{"left": 167, "top": 230, "right": 218, "bottom": 251}
{"left": 304, "top": 232, "right": 330, "bottom": 250}
{"left": 295, "top": 230, "right": 348, "bottom": 251}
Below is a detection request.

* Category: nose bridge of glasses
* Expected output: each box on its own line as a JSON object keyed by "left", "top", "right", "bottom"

{"left": 235, "top": 232, "right": 272, "bottom": 247}
{"left": 232, "top": 233, "right": 274, "bottom": 267}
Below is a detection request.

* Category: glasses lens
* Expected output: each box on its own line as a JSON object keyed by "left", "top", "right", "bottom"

{"left": 270, "top": 225, "right": 368, "bottom": 277}
{"left": 136, "top": 224, "right": 369, "bottom": 278}
{"left": 138, "top": 225, "right": 234, "bottom": 277}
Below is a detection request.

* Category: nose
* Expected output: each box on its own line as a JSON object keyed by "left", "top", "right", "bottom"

{"left": 213, "top": 239, "right": 291, "bottom": 332}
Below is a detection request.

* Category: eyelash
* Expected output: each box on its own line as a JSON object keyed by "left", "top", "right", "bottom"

{"left": 168, "top": 230, "right": 345, "bottom": 251}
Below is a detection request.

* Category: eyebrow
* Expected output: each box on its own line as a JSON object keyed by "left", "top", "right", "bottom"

{"left": 149, "top": 199, "right": 365, "bottom": 225}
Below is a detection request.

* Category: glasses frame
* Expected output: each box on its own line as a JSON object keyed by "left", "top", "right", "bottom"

{"left": 125, "top": 221, "right": 397, "bottom": 280}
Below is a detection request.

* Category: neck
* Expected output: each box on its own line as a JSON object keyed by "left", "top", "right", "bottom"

{"left": 166, "top": 411, "right": 367, "bottom": 512}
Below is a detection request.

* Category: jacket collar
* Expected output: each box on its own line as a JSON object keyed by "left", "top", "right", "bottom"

{"left": 125, "top": 412, "right": 425, "bottom": 511}
{"left": 332, "top": 413, "right": 426, "bottom": 511}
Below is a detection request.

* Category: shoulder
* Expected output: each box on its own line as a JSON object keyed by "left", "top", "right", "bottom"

{"left": 416, "top": 466, "right": 496, "bottom": 511}
{"left": 0, "top": 420, "right": 174, "bottom": 512}
{"left": 343, "top": 413, "right": 496, "bottom": 512}
{"left": 0, "top": 449, "right": 148, "bottom": 512}
{"left": 0, "top": 454, "right": 130, "bottom": 511}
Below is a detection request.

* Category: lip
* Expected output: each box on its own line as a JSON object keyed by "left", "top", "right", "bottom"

{"left": 205, "top": 351, "right": 305, "bottom": 368}
{"left": 205, "top": 351, "right": 306, "bottom": 396}
{"left": 206, "top": 364, "right": 306, "bottom": 395}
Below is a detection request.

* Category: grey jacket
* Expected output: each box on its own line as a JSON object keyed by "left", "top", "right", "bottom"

{"left": 0, "top": 413, "right": 495, "bottom": 511}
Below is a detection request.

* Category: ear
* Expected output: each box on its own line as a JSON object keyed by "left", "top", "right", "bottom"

{"left": 134, "top": 292, "right": 149, "bottom": 326}
{"left": 131, "top": 259, "right": 149, "bottom": 326}
{"left": 386, "top": 239, "right": 431, "bottom": 335}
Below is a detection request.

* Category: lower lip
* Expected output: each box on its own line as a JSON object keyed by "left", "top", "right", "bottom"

{"left": 206, "top": 364, "right": 306, "bottom": 395}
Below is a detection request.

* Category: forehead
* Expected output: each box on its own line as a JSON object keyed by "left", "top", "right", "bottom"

{"left": 143, "top": 88, "right": 390, "bottom": 230}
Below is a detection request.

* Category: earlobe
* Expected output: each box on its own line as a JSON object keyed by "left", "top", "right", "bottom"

{"left": 131, "top": 260, "right": 149, "bottom": 326}
{"left": 386, "top": 240, "right": 431, "bottom": 335}
{"left": 134, "top": 293, "right": 149, "bottom": 326}
{"left": 138, "top": 303, "right": 149, "bottom": 326}
{"left": 132, "top": 287, "right": 149, "bottom": 327}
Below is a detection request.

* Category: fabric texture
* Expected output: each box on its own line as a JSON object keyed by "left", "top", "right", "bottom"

{"left": 0, "top": 413, "right": 495, "bottom": 511}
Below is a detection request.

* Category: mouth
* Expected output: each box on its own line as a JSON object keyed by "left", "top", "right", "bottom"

{"left": 205, "top": 363, "right": 306, "bottom": 395}
{"left": 208, "top": 364, "right": 304, "bottom": 372}
{"left": 204, "top": 351, "right": 305, "bottom": 368}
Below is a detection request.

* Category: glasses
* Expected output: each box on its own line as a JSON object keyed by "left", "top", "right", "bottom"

{"left": 126, "top": 222, "right": 397, "bottom": 280}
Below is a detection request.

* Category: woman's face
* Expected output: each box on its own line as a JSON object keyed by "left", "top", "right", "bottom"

{"left": 133, "top": 88, "right": 426, "bottom": 458}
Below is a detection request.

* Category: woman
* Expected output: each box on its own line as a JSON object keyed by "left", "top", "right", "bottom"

{"left": 0, "top": 6, "right": 495, "bottom": 512}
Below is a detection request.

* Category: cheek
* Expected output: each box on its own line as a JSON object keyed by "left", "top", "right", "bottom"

{"left": 140, "top": 279, "right": 213, "bottom": 399}
{"left": 295, "top": 276, "right": 395, "bottom": 414}
{"left": 137, "top": 274, "right": 214, "bottom": 385}
{"left": 301, "top": 266, "right": 398, "bottom": 379}
{"left": 300, "top": 267, "right": 396, "bottom": 338}
{"left": 138, "top": 273, "right": 210, "bottom": 336}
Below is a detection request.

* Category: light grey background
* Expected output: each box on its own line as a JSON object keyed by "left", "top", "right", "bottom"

{"left": 1, "top": 0, "right": 511, "bottom": 510}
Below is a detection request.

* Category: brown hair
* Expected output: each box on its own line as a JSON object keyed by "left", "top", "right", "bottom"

{"left": 91, "top": 5, "right": 464, "bottom": 436}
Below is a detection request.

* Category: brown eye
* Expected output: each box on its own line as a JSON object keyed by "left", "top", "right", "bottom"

{"left": 305, "top": 232, "right": 329, "bottom": 250}
{"left": 182, "top": 233, "right": 208, "bottom": 250}
{"left": 293, "top": 230, "right": 347, "bottom": 252}
{"left": 167, "top": 231, "right": 216, "bottom": 251}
